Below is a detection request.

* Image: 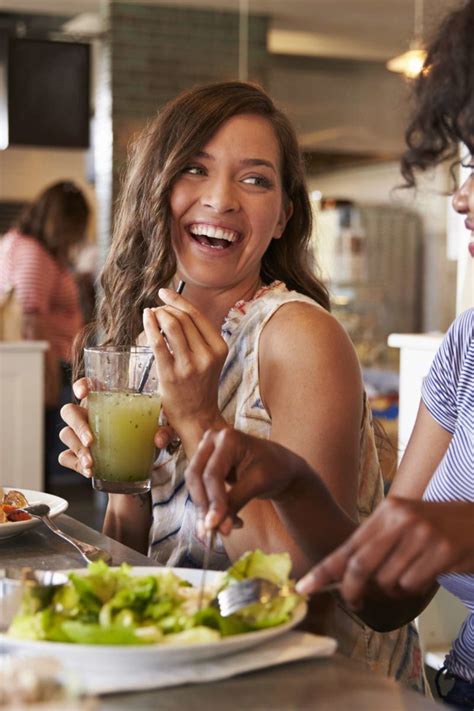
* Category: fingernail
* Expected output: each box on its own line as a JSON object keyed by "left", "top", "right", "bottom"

{"left": 220, "top": 516, "right": 233, "bottom": 536}
{"left": 295, "top": 576, "right": 313, "bottom": 595}
{"left": 80, "top": 455, "right": 89, "bottom": 468}
{"left": 205, "top": 510, "right": 220, "bottom": 529}
{"left": 196, "top": 519, "right": 206, "bottom": 539}
{"left": 81, "top": 433, "right": 91, "bottom": 447}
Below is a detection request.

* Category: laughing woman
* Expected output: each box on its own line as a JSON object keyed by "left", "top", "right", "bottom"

{"left": 59, "top": 82, "right": 424, "bottom": 689}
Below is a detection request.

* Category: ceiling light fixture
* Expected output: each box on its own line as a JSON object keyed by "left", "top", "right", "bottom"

{"left": 386, "top": 0, "right": 427, "bottom": 79}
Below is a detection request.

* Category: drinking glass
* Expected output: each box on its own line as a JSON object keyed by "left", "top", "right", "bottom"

{"left": 84, "top": 346, "right": 161, "bottom": 494}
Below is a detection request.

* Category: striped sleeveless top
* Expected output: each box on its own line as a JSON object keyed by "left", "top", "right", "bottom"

{"left": 422, "top": 308, "right": 474, "bottom": 682}
{"left": 148, "top": 281, "right": 424, "bottom": 691}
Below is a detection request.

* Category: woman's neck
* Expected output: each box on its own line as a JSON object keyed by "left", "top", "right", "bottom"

{"left": 176, "top": 277, "right": 262, "bottom": 331}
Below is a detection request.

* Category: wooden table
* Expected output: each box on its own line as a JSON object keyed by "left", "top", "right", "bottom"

{"left": 0, "top": 515, "right": 441, "bottom": 710}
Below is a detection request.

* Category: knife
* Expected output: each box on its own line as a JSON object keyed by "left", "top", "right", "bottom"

{"left": 197, "top": 528, "right": 216, "bottom": 611}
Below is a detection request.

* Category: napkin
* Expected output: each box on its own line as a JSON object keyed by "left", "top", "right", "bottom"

{"left": 81, "top": 631, "right": 337, "bottom": 695}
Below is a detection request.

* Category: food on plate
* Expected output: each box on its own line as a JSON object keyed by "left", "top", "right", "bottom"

{"left": 7, "top": 551, "right": 302, "bottom": 645}
{"left": 0, "top": 489, "right": 31, "bottom": 523}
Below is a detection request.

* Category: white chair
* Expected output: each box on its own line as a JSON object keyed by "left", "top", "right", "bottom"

{"left": 417, "top": 587, "right": 468, "bottom": 670}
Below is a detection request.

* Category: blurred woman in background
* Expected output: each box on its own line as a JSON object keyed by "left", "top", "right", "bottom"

{"left": 0, "top": 180, "right": 90, "bottom": 485}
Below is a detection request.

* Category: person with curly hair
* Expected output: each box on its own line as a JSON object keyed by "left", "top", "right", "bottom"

{"left": 58, "top": 81, "right": 424, "bottom": 689}
{"left": 185, "top": 3, "right": 474, "bottom": 706}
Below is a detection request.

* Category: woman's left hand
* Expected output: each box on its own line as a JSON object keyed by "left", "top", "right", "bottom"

{"left": 143, "top": 288, "right": 228, "bottom": 452}
{"left": 296, "top": 497, "right": 474, "bottom": 607}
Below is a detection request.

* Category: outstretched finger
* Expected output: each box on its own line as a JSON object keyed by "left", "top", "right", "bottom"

{"left": 58, "top": 449, "right": 91, "bottom": 478}
{"left": 185, "top": 430, "right": 232, "bottom": 533}
{"left": 158, "top": 289, "right": 226, "bottom": 354}
{"left": 154, "top": 425, "right": 176, "bottom": 450}
{"left": 185, "top": 432, "right": 214, "bottom": 513}
{"left": 60, "top": 403, "right": 93, "bottom": 448}
{"left": 72, "top": 377, "right": 90, "bottom": 402}
{"left": 59, "top": 426, "right": 93, "bottom": 472}
{"left": 296, "top": 543, "right": 351, "bottom": 596}
{"left": 398, "top": 543, "right": 446, "bottom": 594}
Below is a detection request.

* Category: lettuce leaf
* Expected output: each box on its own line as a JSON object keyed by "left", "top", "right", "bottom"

{"left": 220, "top": 550, "right": 300, "bottom": 629}
{"left": 7, "top": 551, "right": 302, "bottom": 645}
{"left": 223, "top": 550, "right": 292, "bottom": 587}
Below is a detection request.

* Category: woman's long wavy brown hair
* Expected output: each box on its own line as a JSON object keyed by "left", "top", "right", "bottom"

{"left": 401, "top": 0, "right": 474, "bottom": 188}
{"left": 89, "top": 81, "right": 329, "bottom": 356}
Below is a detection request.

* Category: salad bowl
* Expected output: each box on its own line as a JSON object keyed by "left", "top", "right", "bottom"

{"left": 2, "top": 566, "right": 309, "bottom": 684}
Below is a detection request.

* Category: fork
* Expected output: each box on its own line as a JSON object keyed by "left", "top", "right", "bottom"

{"left": 19, "top": 504, "right": 112, "bottom": 565}
{"left": 216, "top": 577, "right": 340, "bottom": 617}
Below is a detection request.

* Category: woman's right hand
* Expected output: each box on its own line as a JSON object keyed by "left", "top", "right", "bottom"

{"left": 185, "top": 427, "right": 319, "bottom": 535}
{"left": 58, "top": 378, "right": 176, "bottom": 477}
{"left": 59, "top": 378, "right": 94, "bottom": 477}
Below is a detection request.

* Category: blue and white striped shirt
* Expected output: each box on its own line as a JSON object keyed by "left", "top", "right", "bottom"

{"left": 422, "top": 308, "right": 474, "bottom": 682}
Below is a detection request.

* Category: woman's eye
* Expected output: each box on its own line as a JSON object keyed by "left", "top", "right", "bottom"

{"left": 242, "top": 175, "right": 273, "bottom": 188}
{"left": 185, "top": 165, "right": 206, "bottom": 176}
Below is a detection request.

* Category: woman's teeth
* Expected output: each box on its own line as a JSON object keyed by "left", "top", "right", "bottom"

{"left": 189, "top": 224, "right": 239, "bottom": 249}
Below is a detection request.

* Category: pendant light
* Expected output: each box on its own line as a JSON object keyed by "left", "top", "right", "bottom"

{"left": 386, "top": 0, "right": 427, "bottom": 79}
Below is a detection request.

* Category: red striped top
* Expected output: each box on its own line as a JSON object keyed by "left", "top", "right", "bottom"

{"left": 0, "top": 230, "right": 83, "bottom": 362}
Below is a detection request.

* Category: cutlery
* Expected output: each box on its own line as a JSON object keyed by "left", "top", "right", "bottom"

{"left": 0, "top": 568, "right": 69, "bottom": 631}
{"left": 197, "top": 529, "right": 216, "bottom": 611}
{"left": 216, "top": 577, "right": 340, "bottom": 617}
{"left": 137, "top": 279, "right": 186, "bottom": 393}
{"left": 20, "top": 504, "right": 112, "bottom": 565}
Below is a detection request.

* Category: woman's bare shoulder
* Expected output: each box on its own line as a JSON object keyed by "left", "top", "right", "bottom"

{"left": 261, "top": 300, "right": 356, "bottom": 362}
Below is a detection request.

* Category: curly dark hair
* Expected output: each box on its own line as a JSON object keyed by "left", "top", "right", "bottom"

{"left": 94, "top": 81, "right": 329, "bottom": 349}
{"left": 401, "top": 0, "right": 474, "bottom": 187}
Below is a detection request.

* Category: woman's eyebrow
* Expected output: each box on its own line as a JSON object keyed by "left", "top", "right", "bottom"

{"left": 239, "top": 158, "right": 277, "bottom": 173}
{"left": 194, "top": 151, "right": 277, "bottom": 174}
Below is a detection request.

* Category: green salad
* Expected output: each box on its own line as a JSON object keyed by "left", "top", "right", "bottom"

{"left": 7, "top": 550, "right": 301, "bottom": 646}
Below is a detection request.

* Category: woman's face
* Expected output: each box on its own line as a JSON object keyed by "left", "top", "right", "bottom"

{"left": 452, "top": 158, "right": 474, "bottom": 257}
{"left": 169, "top": 113, "right": 293, "bottom": 292}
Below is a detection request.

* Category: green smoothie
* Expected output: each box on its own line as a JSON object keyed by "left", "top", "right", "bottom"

{"left": 88, "top": 390, "right": 162, "bottom": 485}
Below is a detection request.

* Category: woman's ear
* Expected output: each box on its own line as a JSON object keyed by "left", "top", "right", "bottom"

{"left": 274, "top": 200, "right": 293, "bottom": 240}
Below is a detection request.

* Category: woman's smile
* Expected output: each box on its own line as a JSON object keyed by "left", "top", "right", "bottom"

{"left": 186, "top": 222, "right": 242, "bottom": 251}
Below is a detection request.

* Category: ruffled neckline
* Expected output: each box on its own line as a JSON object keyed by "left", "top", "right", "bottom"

{"left": 222, "top": 280, "right": 285, "bottom": 335}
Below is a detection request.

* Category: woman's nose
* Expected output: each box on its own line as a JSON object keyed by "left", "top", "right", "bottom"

{"left": 452, "top": 176, "right": 472, "bottom": 215}
{"left": 201, "top": 177, "right": 239, "bottom": 213}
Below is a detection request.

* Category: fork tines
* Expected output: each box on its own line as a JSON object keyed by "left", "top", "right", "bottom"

{"left": 217, "top": 578, "right": 279, "bottom": 617}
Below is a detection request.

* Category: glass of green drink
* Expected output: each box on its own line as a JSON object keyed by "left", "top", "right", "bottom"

{"left": 84, "top": 346, "right": 162, "bottom": 494}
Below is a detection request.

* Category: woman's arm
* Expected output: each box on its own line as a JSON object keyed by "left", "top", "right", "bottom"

{"left": 102, "top": 493, "right": 151, "bottom": 554}
{"left": 295, "top": 405, "right": 459, "bottom": 629}
{"left": 218, "top": 303, "right": 363, "bottom": 575}
{"left": 186, "top": 427, "right": 357, "bottom": 553}
{"left": 297, "top": 496, "right": 474, "bottom": 631}
{"left": 186, "top": 425, "right": 472, "bottom": 631}
{"left": 389, "top": 401, "right": 452, "bottom": 498}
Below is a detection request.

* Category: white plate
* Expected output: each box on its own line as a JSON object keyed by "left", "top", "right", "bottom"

{"left": 0, "top": 487, "right": 68, "bottom": 540}
{"left": 2, "top": 567, "right": 308, "bottom": 673}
